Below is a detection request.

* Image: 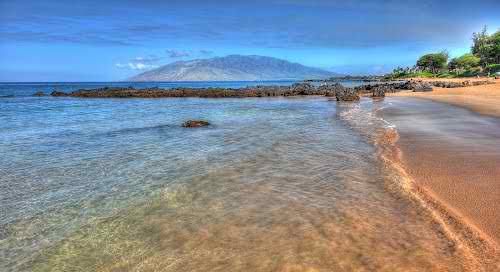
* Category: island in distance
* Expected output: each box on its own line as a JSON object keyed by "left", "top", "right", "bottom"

{"left": 129, "top": 55, "right": 341, "bottom": 81}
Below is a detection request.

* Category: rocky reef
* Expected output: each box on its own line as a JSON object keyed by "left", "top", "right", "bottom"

{"left": 328, "top": 83, "right": 360, "bottom": 101}
{"left": 355, "top": 79, "right": 494, "bottom": 96}
{"left": 45, "top": 79, "right": 494, "bottom": 100}
{"left": 49, "top": 83, "right": 343, "bottom": 99}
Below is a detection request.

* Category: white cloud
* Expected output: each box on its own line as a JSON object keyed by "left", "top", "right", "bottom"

{"left": 115, "top": 55, "right": 161, "bottom": 70}
{"left": 166, "top": 49, "right": 191, "bottom": 58}
{"left": 115, "top": 63, "right": 127, "bottom": 69}
{"left": 115, "top": 62, "right": 159, "bottom": 70}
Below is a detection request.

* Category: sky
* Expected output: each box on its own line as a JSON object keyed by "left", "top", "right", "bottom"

{"left": 0, "top": 0, "right": 499, "bottom": 81}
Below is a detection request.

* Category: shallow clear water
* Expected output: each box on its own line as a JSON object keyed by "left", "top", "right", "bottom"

{"left": 0, "top": 84, "right": 473, "bottom": 271}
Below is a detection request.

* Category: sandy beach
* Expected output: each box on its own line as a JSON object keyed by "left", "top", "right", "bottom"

{"left": 381, "top": 78, "right": 500, "bottom": 266}
{"left": 389, "top": 78, "right": 500, "bottom": 117}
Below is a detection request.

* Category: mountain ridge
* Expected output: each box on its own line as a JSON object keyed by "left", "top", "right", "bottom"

{"left": 129, "top": 55, "right": 339, "bottom": 81}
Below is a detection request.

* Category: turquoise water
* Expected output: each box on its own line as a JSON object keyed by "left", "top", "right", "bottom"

{"left": 0, "top": 83, "right": 473, "bottom": 271}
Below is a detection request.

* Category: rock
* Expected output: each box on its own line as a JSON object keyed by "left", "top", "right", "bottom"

{"left": 356, "top": 81, "right": 408, "bottom": 95}
{"left": 291, "top": 82, "right": 316, "bottom": 95}
{"left": 50, "top": 91, "right": 67, "bottom": 97}
{"left": 446, "top": 82, "right": 466, "bottom": 88}
{"left": 33, "top": 91, "right": 46, "bottom": 96}
{"left": 320, "top": 83, "right": 345, "bottom": 97}
{"left": 430, "top": 81, "right": 465, "bottom": 88}
{"left": 324, "top": 90, "right": 336, "bottom": 97}
{"left": 412, "top": 82, "right": 433, "bottom": 92}
{"left": 182, "top": 120, "right": 210, "bottom": 128}
{"left": 371, "top": 86, "right": 386, "bottom": 97}
{"left": 471, "top": 80, "right": 494, "bottom": 86}
{"left": 335, "top": 87, "right": 360, "bottom": 102}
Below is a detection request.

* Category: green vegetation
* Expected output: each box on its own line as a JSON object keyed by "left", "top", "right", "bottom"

{"left": 386, "top": 26, "right": 500, "bottom": 79}
{"left": 473, "top": 27, "right": 500, "bottom": 66}
{"left": 448, "top": 54, "right": 481, "bottom": 70}
{"left": 486, "top": 64, "right": 500, "bottom": 74}
{"left": 416, "top": 51, "right": 449, "bottom": 73}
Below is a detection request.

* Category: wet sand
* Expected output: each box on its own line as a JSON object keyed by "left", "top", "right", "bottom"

{"left": 380, "top": 97, "right": 500, "bottom": 266}
{"left": 389, "top": 78, "right": 500, "bottom": 117}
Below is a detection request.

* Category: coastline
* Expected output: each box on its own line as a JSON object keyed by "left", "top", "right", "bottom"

{"left": 388, "top": 78, "right": 500, "bottom": 117}
{"left": 378, "top": 95, "right": 500, "bottom": 269}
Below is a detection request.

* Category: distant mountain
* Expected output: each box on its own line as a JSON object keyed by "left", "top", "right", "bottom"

{"left": 129, "top": 55, "right": 339, "bottom": 81}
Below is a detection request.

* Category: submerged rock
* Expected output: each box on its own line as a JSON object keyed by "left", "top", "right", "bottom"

{"left": 33, "top": 91, "right": 46, "bottom": 96}
{"left": 182, "top": 120, "right": 210, "bottom": 128}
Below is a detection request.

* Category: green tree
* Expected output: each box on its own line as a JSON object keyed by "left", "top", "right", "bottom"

{"left": 448, "top": 53, "right": 480, "bottom": 70}
{"left": 484, "top": 30, "right": 500, "bottom": 64}
{"left": 471, "top": 26, "right": 489, "bottom": 56}
{"left": 472, "top": 28, "right": 500, "bottom": 66}
{"left": 416, "top": 51, "right": 449, "bottom": 73}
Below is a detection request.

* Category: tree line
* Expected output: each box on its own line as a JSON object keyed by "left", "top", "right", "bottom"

{"left": 389, "top": 27, "right": 500, "bottom": 78}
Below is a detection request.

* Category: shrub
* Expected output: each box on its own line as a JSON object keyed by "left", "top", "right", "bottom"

{"left": 385, "top": 71, "right": 436, "bottom": 79}
{"left": 457, "top": 67, "right": 482, "bottom": 77}
{"left": 485, "top": 64, "right": 500, "bottom": 74}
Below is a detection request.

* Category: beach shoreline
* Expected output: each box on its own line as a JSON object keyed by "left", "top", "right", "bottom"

{"left": 378, "top": 92, "right": 500, "bottom": 269}
{"left": 388, "top": 77, "right": 500, "bottom": 117}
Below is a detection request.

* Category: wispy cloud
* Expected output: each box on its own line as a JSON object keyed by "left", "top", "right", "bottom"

{"left": 166, "top": 49, "right": 191, "bottom": 58}
{"left": 115, "top": 55, "right": 161, "bottom": 70}
{"left": 131, "top": 55, "right": 161, "bottom": 64}
{"left": 165, "top": 49, "right": 215, "bottom": 58}
{"left": 3, "top": 0, "right": 498, "bottom": 49}
{"left": 115, "top": 62, "right": 159, "bottom": 70}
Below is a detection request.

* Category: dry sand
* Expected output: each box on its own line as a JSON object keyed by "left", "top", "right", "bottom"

{"left": 382, "top": 78, "right": 500, "bottom": 253}
{"left": 388, "top": 78, "right": 500, "bottom": 117}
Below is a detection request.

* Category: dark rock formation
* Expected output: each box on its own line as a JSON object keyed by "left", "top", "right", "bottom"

{"left": 355, "top": 81, "right": 409, "bottom": 95}
{"left": 412, "top": 82, "right": 433, "bottom": 92}
{"left": 290, "top": 82, "right": 316, "bottom": 95}
{"left": 335, "top": 86, "right": 360, "bottom": 102}
{"left": 471, "top": 80, "right": 494, "bottom": 86}
{"left": 48, "top": 84, "right": 330, "bottom": 99}
{"left": 50, "top": 91, "right": 67, "bottom": 97}
{"left": 319, "top": 83, "right": 346, "bottom": 97}
{"left": 50, "top": 79, "right": 492, "bottom": 100}
{"left": 430, "top": 81, "right": 465, "bottom": 88}
{"left": 182, "top": 120, "right": 210, "bottom": 128}
{"left": 371, "top": 86, "right": 386, "bottom": 97}
{"left": 415, "top": 80, "right": 493, "bottom": 89}
{"left": 33, "top": 91, "right": 46, "bottom": 96}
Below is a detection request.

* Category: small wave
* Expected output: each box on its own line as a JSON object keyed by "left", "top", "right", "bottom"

{"left": 336, "top": 98, "right": 500, "bottom": 269}
{"left": 375, "top": 102, "right": 500, "bottom": 270}
{"left": 336, "top": 99, "right": 395, "bottom": 144}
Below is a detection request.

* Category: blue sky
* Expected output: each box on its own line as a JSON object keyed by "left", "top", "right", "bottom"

{"left": 1, "top": 0, "right": 499, "bottom": 81}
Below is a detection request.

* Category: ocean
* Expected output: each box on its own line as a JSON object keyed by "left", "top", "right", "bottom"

{"left": 0, "top": 81, "right": 472, "bottom": 271}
